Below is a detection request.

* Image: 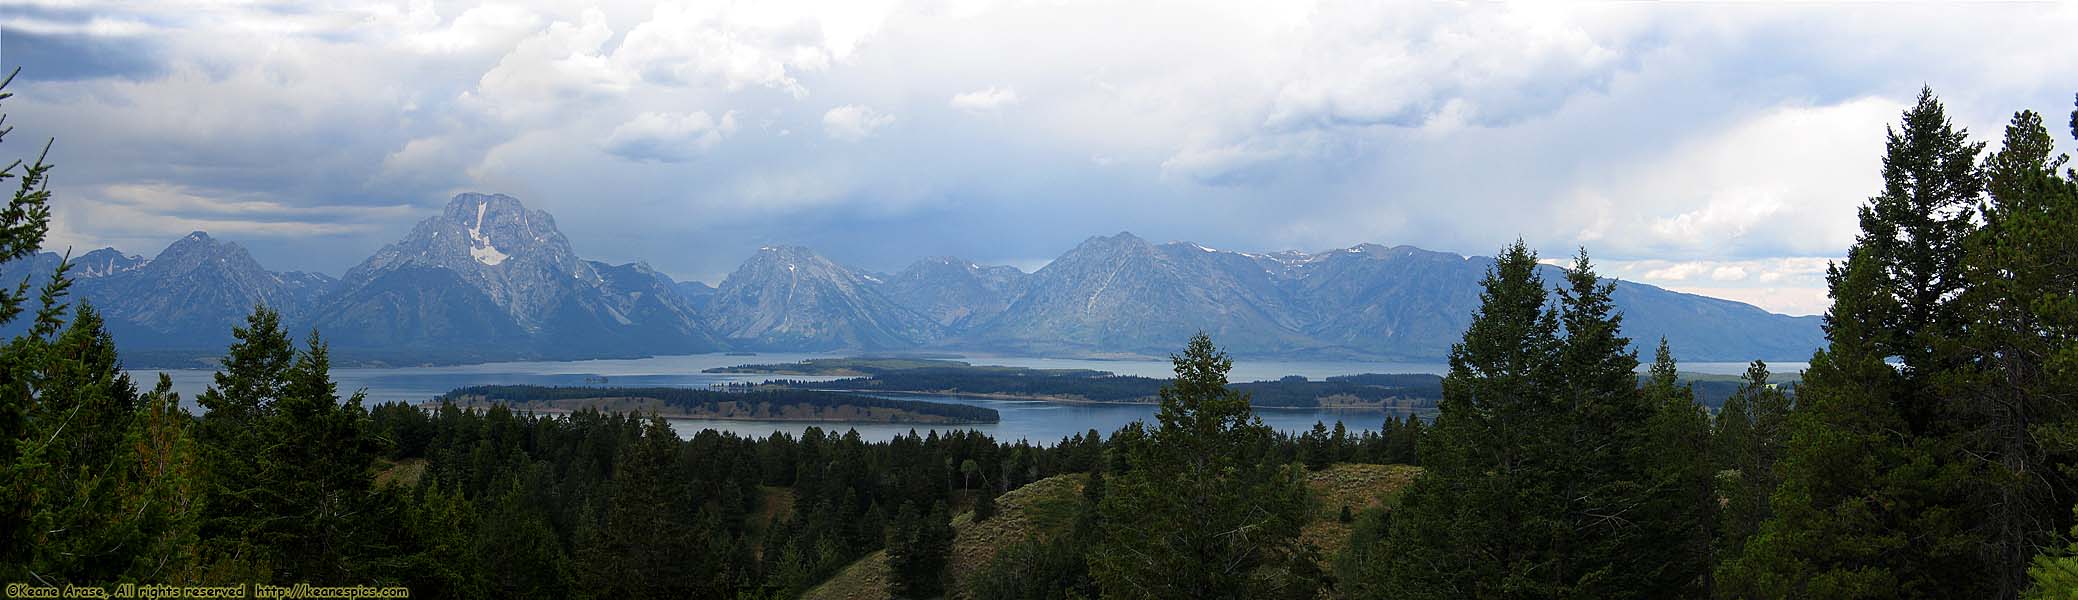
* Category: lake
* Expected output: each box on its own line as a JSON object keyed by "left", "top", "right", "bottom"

{"left": 132, "top": 352, "right": 1803, "bottom": 444}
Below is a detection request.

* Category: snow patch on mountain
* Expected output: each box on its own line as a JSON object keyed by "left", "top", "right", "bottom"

{"left": 466, "top": 200, "right": 509, "bottom": 266}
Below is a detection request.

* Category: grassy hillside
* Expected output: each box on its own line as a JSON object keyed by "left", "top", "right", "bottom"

{"left": 802, "top": 474, "right": 1087, "bottom": 600}
{"left": 1301, "top": 464, "right": 1422, "bottom": 558}
{"left": 801, "top": 464, "right": 1420, "bottom": 599}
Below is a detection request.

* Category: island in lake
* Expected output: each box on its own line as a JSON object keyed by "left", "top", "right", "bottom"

{"left": 707, "top": 357, "right": 1790, "bottom": 410}
{"left": 707, "top": 358, "right": 1445, "bottom": 409}
{"left": 434, "top": 385, "right": 1000, "bottom": 424}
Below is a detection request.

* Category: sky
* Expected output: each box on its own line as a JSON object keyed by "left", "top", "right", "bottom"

{"left": 2, "top": 1, "right": 2075, "bottom": 317}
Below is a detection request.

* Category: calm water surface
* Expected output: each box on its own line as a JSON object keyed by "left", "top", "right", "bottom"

{"left": 131, "top": 352, "right": 1804, "bottom": 444}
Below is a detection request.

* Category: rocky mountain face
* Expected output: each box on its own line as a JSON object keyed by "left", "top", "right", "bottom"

{"left": 879, "top": 257, "right": 1026, "bottom": 329}
{"left": 73, "top": 248, "right": 149, "bottom": 278}
{"left": 676, "top": 280, "right": 717, "bottom": 311}
{"left": 306, "top": 193, "right": 724, "bottom": 360}
{"left": 706, "top": 245, "right": 943, "bottom": 351}
{"left": 948, "top": 234, "right": 1824, "bottom": 361}
{"left": 2, "top": 194, "right": 1825, "bottom": 365}
{"left": 967, "top": 233, "right": 1319, "bottom": 355}
{"left": 0, "top": 233, "right": 336, "bottom": 350}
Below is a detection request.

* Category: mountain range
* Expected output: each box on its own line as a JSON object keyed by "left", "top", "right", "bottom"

{"left": 1, "top": 193, "right": 1826, "bottom": 366}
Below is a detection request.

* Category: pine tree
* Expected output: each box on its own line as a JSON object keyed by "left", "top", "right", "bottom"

{"left": 1733, "top": 86, "right": 1996, "bottom": 599}
{"left": 973, "top": 480, "right": 998, "bottom": 522}
{"left": 1550, "top": 249, "right": 1662, "bottom": 597}
{"left": 0, "top": 66, "right": 59, "bottom": 580}
{"left": 1713, "top": 361, "right": 1792, "bottom": 597}
{"left": 263, "top": 332, "right": 383, "bottom": 582}
{"left": 0, "top": 67, "right": 53, "bottom": 326}
{"left": 574, "top": 415, "right": 711, "bottom": 599}
{"left": 1732, "top": 246, "right": 1977, "bottom": 597}
{"left": 7, "top": 304, "right": 202, "bottom": 585}
{"left": 0, "top": 73, "right": 197, "bottom": 586}
{"left": 1373, "top": 240, "right": 1563, "bottom": 599}
{"left": 1303, "top": 421, "right": 1333, "bottom": 470}
{"left": 1960, "top": 107, "right": 2078, "bottom": 597}
{"left": 2025, "top": 508, "right": 2078, "bottom": 599}
{"left": 193, "top": 306, "right": 296, "bottom": 580}
{"left": 1640, "top": 339, "right": 1715, "bottom": 598}
{"left": 886, "top": 500, "right": 954, "bottom": 599}
{"left": 1092, "top": 333, "right": 1319, "bottom": 599}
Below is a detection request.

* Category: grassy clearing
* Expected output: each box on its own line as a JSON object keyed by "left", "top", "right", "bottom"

{"left": 801, "top": 464, "right": 1422, "bottom": 599}
{"left": 372, "top": 458, "right": 427, "bottom": 489}
{"left": 803, "top": 473, "right": 1089, "bottom": 600}
{"left": 1301, "top": 463, "right": 1421, "bottom": 558}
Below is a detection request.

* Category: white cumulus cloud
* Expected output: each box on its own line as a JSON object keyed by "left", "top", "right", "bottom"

{"left": 950, "top": 87, "right": 1021, "bottom": 113}
{"left": 822, "top": 105, "right": 895, "bottom": 141}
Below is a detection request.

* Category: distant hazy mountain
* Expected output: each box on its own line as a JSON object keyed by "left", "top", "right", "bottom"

{"left": 73, "top": 247, "right": 149, "bottom": 278}
{"left": 304, "top": 193, "right": 724, "bottom": 361}
{"left": 949, "top": 233, "right": 1823, "bottom": 361}
{"left": 676, "top": 280, "right": 717, "bottom": 311}
{"left": 1, "top": 193, "right": 1826, "bottom": 365}
{"left": 0, "top": 233, "right": 335, "bottom": 351}
{"left": 967, "top": 233, "right": 1320, "bottom": 356}
{"left": 706, "top": 245, "right": 942, "bottom": 351}
{"left": 879, "top": 256, "right": 1027, "bottom": 329}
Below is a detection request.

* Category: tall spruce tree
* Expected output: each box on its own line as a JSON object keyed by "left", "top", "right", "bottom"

{"left": 574, "top": 415, "right": 712, "bottom": 599}
{"left": 263, "top": 332, "right": 383, "bottom": 582}
{"left": 0, "top": 66, "right": 57, "bottom": 580}
{"left": 1550, "top": 249, "right": 1663, "bottom": 597}
{"left": 1714, "top": 361, "right": 1791, "bottom": 597}
{"left": 1641, "top": 339, "right": 1716, "bottom": 598}
{"left": 1963, "top": 107, "right": 2078, "bottom": 597}
{"left": 1371, "top": 240, "right": 1563, "bottom": 599}
{"left": 1733, "top": 88, "right": 1990, "bottom": 598}
{"left": 0, "top": 71, "right": 198, "bottom": 587}
{"left": 1371, "top": 244, "right": 1697, "bottom": 598}
{"left": 194, "top": 306, "right": 297, "bottom": 580}
{"left": 1092, "top": 333, "right": 1318, "bottom": 599}
{"left": 886, "top": 500, "right": 954, "bottom": 599}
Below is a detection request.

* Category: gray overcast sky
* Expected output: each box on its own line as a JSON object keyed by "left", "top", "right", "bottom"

{"left": 3, "top": 1, "right": 2075, "bottom": 316}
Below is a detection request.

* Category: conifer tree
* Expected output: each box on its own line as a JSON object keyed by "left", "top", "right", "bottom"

{"left": 575, "top": 415, "right": 710, "bottom": 599}
{"left": 264, "top": 332, "right": 382, "bottom": 582}
{"left": 194, "top": 306, "right": 296, "bottom": 580}
{"left": 1716, "top": 362, "right": 1789, "bottom": 561}
{"left": 0, "top": 67, "right": 53, "bottom": 326}
{"left": 1961, "top": 107, "right": 2078, "bottom": 597}
{"left": 0, "top": 66, "right": 57, "bottom": 578}
{"left": 1093, "top": 333, "right": 1319, "bottom": 599}
{"left": 1640, "top": 339, "right": 1715, "bottom": 597}
{"left": 886, "top": 500, "right": 954, "bottom": 599}
{"left": 973, "top": 480, "right": 997, "bottom": 522}
{"left": 1736, "top": 86, "right": 1998, "bottom": 599}
{"left": 1372, "top": 240, "right": 1563, "bottom": 599}
{"left": 1550, "top": 249, "right": 1661, "bottom": 597}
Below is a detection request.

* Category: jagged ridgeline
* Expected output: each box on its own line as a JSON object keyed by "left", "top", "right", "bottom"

{"left": 1, "top": 192, "right": 1827, "bottom": 366}
{"left": 438, "top": 384, "right": 1000, "bottom": 424}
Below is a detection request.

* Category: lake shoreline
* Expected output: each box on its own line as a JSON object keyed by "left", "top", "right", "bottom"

{"left": 831, "top": 389, "right": 1420, "bottom": 410}
{"left": 425, "top": 397, "right": 1000, "bottom": 426}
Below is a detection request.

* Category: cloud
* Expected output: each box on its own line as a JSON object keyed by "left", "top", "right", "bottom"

{"left": 2, "top": 0, "right": 2074, "bottom": 295}
{"left": 399, "top": 3, "right": 547, "bottom": 56}
{"left": 604, "top": 111, "right": 739, "bottom": 162}
{"left": 950, "top": 87, "right": 1020, "bottom": 113}
{"left": 1599, "top": 257, "right": 1837, "bottom": 315}
{"left": 471, "top": 8, "right": 631, "bottom": 120}
{"left": 822, "top": 104, "right": 894, "bottom": 141}
{"left": 1567, "top": 97, "right": 1907, "bottom": 259}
